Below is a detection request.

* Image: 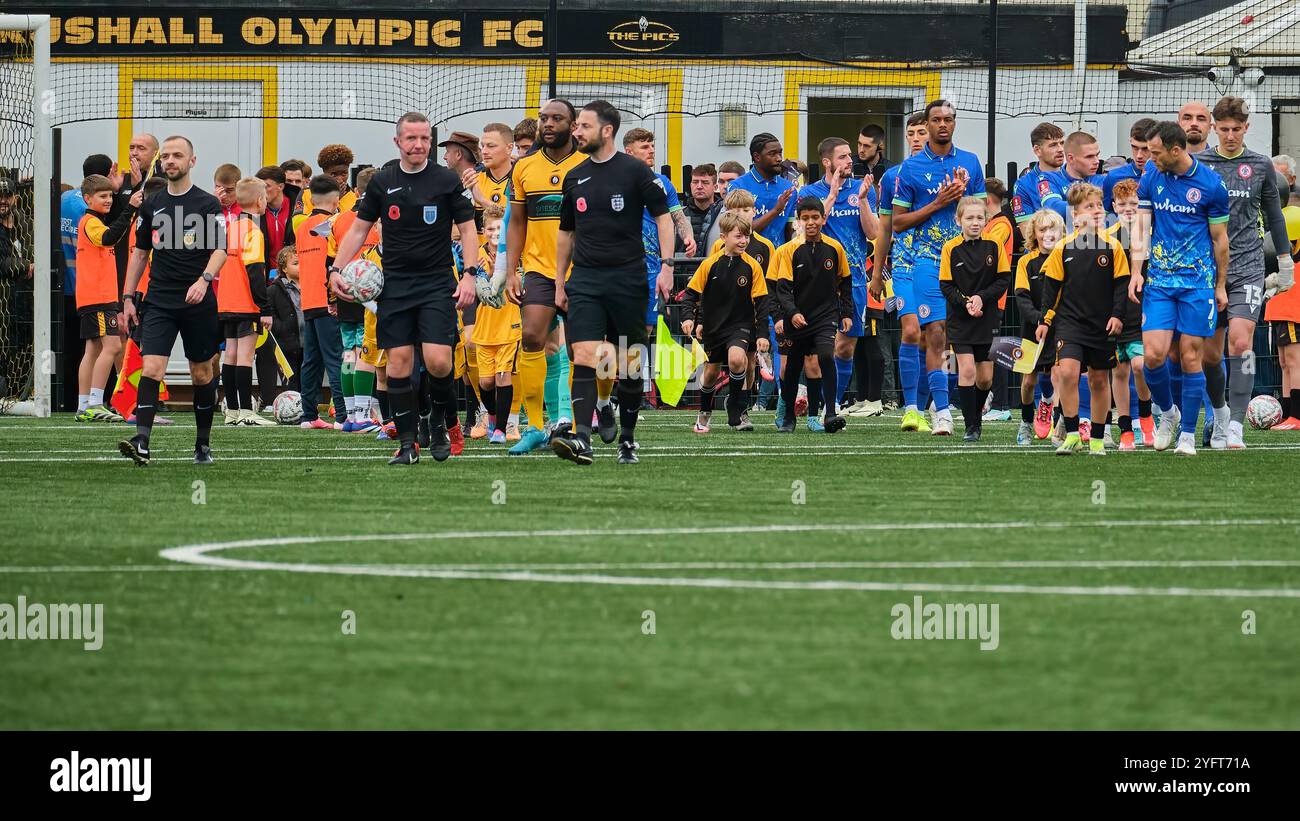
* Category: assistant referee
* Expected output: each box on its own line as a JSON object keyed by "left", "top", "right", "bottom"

{"left": 119, "top": 135, "right": 227, "bottom": 466}
{"left": 551, "top": 99, "right": 672, "bottom": 465}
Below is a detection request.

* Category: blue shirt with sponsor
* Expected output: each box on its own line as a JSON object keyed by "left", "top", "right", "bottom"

{"left": 729, "top": 166, "right": 796, "bottom": 248}
{"left": 1136, "top": 158, "right": 1230, "bottom": 289}
{"left": 1044, "top": 168, "right": 1106, "bottom": 220}
{"left": 1102, "top": 161, "right": 1143, "bottom": 213}
{"left": 59, "top": 188, "right": 86, "bottom": 296}
{"left": 799, "top": 176, "right": 877, "bottom": 286}
{"left": 1012, "top": 163, "right": 1063, "bottom": 223}
{"left": 878, "top": 163, "right": 914, "bottom": 273}
{"left": 891, "top": 143, "right": 986, "bottom": 270}
{"left": 642, "top": 172, "right": 682, "bottom": 275}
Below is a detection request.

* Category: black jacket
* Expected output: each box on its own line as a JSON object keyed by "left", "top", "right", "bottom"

{"left": 268, "top": 276, "right": 303, "bottom": 354}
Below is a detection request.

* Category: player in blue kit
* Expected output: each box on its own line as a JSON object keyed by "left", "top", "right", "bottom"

{"left": 1102, "top": 119, "right": 1156, "bottom": 212}
{"left": 1131, "top": 120, "right": 1231, "bottom": 456}
{"left": 730, "top": 133, "right": 797, "bottom": 248}
{"left": 1013, "top": 123, "right": 1066, "bottom": 226}
{"left": 1045, "top": 131, "right": 1106, "bottom": 221}
{"left": 871, "top": 112, "right": 931, "bottom": 428}
{"left": 888, "top": 99, "right": 986, "bottom": 436}
{"left": 799, "top": 137, "right": 879, "bottom": 411}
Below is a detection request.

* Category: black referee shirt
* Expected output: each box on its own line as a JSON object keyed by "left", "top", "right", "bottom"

{"left": 134, "top": 184, "right": 224, "bottom": 310}
{"left": 559, "top": 151, "right": 669, "bottom": 277}
{"left": 357, "top": 161, "right": 474, "bottom": 307}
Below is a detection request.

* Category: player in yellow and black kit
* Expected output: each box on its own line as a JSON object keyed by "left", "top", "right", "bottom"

{"left": 710, "top": 188, "right": 777, "bottom": 414}
{"left": 1013, "top": 208, "right": 1066, "bottom": 443}
{"left": 682, "top": 212, "right": 770, "bottom": 432}
{"left": 939, "top": 196, "right": 1011, "bottom": 442}
{"left": 1036, "top": 183, "right": 1131, "bottom": 456}
{"left": 771, "top": 196, "right": 854, "bottom": 434}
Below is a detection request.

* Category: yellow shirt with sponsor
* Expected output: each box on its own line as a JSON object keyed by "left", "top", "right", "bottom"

{"left": 476, "top": 168, "right": 511, "bottom": 232}
{"left": 509, "top": 145, "right": 586, "bottom": 279}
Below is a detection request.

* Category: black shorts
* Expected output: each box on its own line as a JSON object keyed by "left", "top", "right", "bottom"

{"left": 78, "top": 303, "right": 120, "bottom": 340}
{"left": 1056, "top": 338, "right": 1116, "bottom": 371}
{"left": 1274, "top": 320, "right": 1299, "bottom": 349}
{"left": 779, "top": 324, "right": 836, "bottom": 359}
{"left": 219, "top": 316, "right": 258, "bottom": 339}
{"left": 1036, "top": 328, "right": 1057, "bottom": 374}
{"left": 376, "top": 299, "right": 459, "bottom": 349}
{"left": 951, "top": 343, "right": 991, "bottom": 362}
{"left": 564, "top": 276, "right": 648, "bottom": 347}
{"left": 704, "top": 327, "right": 753, "bottom": 364}
{"left": 139, "top": 298, "right": 219, "bottom": 362}
{"left": 460, "top": 301, "right": 478, "bottom": 328}
{"left": 521, "top": 271, "right": 558, "bottom": 309}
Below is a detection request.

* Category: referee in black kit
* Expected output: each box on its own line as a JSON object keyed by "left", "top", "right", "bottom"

{"left": 330, "top": 112, "right": 479, "bottom": 465}
{"left": 551, "top": 99, "right": 673, "bottom": 465}
{"left": 118, "top": 135, "right": 227, "bottom": 466}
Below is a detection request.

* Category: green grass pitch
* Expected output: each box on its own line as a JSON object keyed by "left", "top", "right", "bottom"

{"left": 2, "top": 409, "right": 1298, "bottom": 729}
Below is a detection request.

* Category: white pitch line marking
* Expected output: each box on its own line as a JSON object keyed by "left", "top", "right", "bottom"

{"left": 155, "top": 520, "right": 1300, "bottom": 599}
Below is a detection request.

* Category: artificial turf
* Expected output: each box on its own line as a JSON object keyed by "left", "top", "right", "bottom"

{"left": 1, "top": 409, "right": 1298, "bottom": 729}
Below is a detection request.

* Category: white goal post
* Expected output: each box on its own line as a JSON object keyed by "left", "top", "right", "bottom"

{"left": 0, "top": 14, "right": 51, "bottom": 417}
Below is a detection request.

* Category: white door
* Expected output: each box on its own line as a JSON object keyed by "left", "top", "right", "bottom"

{"left": 134, "top": 80, "right": 263, "bottom": 189}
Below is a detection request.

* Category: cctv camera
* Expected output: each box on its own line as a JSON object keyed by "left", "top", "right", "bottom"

{"left": 1243, "top": 67, "right": 1265, "bottom": 86}
{"left": 1206, "top": 65, "right": 1230, "bottom": 83}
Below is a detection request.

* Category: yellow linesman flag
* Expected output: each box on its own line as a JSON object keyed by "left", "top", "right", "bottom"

{"left": 653, "top": 315, "right": 705, "bottom": 407}
{"left": 256, "top": 328, "right": 295, "bottom": 380}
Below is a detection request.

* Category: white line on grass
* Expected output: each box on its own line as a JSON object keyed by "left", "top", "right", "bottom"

{"left": 155, "top": 520, "right": 1300, "bottom": 598}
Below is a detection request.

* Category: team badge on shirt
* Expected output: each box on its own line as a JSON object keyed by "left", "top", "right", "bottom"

{"left": 738, "top": 275, "right": 748, "bottom": 287}
{"left": 1186, "top": 188, "right": 1201, "bottom": 204}
{"left": 423, "top": 206, "right": 438, "bottom": 224}
{"left": 611, "top": 194, "right": 624, "bottom": 212}
{"left": 1099, "top": 254, "right": 1109, "bottom": 267}
{"left": 1038, "top": 179, "right": 1050, "bottom": 196}
{"left": 550, "top": 175, "right": 560, "bottom": 185}
{"left": 1238, "top": 163, "right": 1253, "bottom": 179}
{"left": 183, "top": 231, "right": 196, "bottom": 248}
{"left": 848, "top": 194, "right": 860, "bottom": 207}
{"left": 823, "top": 258, "right": 834, "bottom": 269}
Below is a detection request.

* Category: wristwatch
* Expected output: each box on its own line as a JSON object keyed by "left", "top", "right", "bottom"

{"left": 122, "top": 294, "right": 135, "bottom": 303}
{"left": 201, "top": 271, "right": 215, "bottom": 283}
{"left": 328, "top": 265, "right": 342, "bottom": 275}
{"left": 662, "top": 259, "right": 675, "bottom": 267}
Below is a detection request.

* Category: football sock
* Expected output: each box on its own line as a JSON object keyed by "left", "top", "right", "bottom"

{"left": 699, "top": 381, "right": 716, "bottom": 414}
{"left": 1143, "top": 361, "right": 1173, "bottom": 412}
{"left": 926, "top": 369, "right": 948, "bottom": 413}
{"left": 88, "top": 387, "right": 104, "bottom": 407}
{"left": 520, "top": 349, "right": 546, "bottom": 431}
{"left": 429, "top": 372, "right": 454, "bottom": 430}
{"left": 1227, "top": 356, "right": 1252, "bottom": 424}
{"left": 1139, "top": 398, "right": 1153, "bottom": 419}
{"left": 237, "top": 365, "right": 254, "bottom": 412}
{"left": 220, "top": 364, "right": 235, "bottom": 411}
{"left": 340, "top": 361, "right": 355, "bottom": 419}
{"left": 818, "top": 354, "right": 838, "bottom": 418}
{"left": 726, "top": 367, "right": 748, "bottom": 424}
{"left": 389, "top": 376, "right": 416, "bottom": 448}
{"left": 596, "top": 376, "right": 614, "bottom": 410}
{"left": 916, "top": 346, "right": 930, "bottom": 412}
{"left": 418, "top": 371, "right": 433, "bottom": 418}
{"left": 1204, "top": 356, "right": 1227, "bottom": 409}
{"left": 193, "top": 378, "right": 217, "bottom": 447}
{"left": 1178, "top": 369, "right": 1206, "bottom": 436}
{"left": 354, "top": 369, "right": 376, "bottom": 418}
{"left": 1291, "top": 389, "right": 1300, "bottom": 418}
{"left": 899, "top": 342, "right": 920, "bottom": 410}
{"left": 1119, "top": 414, "right": 1133, "bottom": 434}
{"left": 376, "top": 390, "right": 390, "bottom": 425}
{"left": 494, "top": 385, "right": 512, "bottom": 433}
{"left": 960, "top": 384, "right": 979, "bottom": 426}
{"left": 572, "top": 365, "right": 596, "bottom": 438}
{"left": 1065, "top": 414, "right": 1080, "bottom": 434}
{"left": 1021, "top": 401, "right": 1033, "bottom": 423}
{"left": 480, "top": 386, "right": 496, "bottom": 420}
{"left": 834, "top": 355, "right": 853, "bottom": 407}
{"left": 617, "top": 381, "right": 641, "bottom": 441}
{"left": 135, "top": 376, "right": 159, "bottom": 443}
{"left": 974, "top": 386, "right": 990, "bottom": 421}
{"left": 780, "top": 355, "right": 804, "bottom": 424}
